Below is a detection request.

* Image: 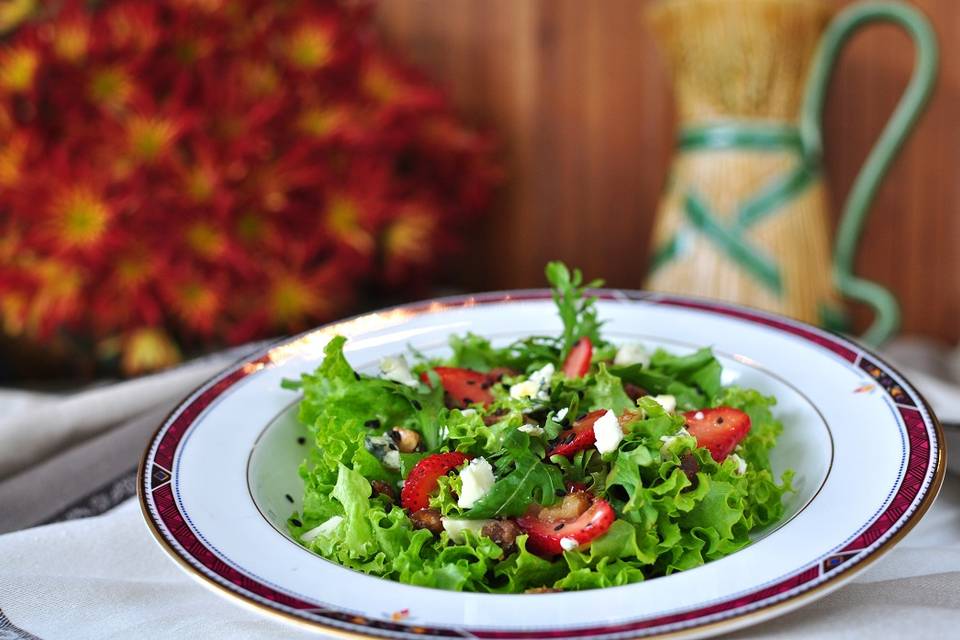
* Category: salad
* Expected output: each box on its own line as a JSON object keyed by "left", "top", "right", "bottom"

{"left": 284, "top": 263, "right": 792, "bottom": 593}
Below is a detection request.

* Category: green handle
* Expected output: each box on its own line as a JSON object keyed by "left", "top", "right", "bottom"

{"left": 801, "top": 1, "right": 938, "bottom": 345}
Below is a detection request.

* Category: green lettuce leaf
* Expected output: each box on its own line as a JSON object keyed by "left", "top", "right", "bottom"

{"left": 584, "top": 364, "right": 634, "bottom": 414}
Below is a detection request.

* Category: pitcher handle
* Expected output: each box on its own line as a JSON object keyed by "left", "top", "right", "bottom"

{"left": 800, "top": 1, "right": 938, "bottom": 345}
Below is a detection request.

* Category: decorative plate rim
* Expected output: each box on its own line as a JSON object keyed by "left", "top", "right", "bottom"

{"left": 137, "top": 289, "right": 946, "bottom": 640}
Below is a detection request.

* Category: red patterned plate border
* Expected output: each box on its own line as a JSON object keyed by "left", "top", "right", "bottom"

{"left": 138, "top": 290, "right": 945, "bottom": 640}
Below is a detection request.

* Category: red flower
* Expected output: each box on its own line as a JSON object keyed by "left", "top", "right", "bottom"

{"left": 0, "top": 0, "right": 499, "bottom": 375}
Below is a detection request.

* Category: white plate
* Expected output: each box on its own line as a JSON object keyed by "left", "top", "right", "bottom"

{"left": 138, "top": 291, "right": 945, "bottom": 639}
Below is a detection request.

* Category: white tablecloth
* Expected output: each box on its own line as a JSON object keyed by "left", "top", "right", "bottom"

{"left": 0, "top": 339, "right": 956, "bottom": 639}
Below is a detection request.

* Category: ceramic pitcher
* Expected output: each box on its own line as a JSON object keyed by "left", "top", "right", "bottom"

{"left": 644, "top": 0, "right": 937, "bottom": 345}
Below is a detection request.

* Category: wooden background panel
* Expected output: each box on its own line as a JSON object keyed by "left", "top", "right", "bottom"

{"left": 376, "top": 0, "right": 959, "bottom": 342}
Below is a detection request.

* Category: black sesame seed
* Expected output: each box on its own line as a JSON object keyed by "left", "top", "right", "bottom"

{"left": 297, "top": 436, "right": 306, "bottom": 445}
{"left": 465, "top": 379, "right": 477, "bottom": 385}
{"left": 577, "top": 390, "right": 585, "bottom": 399}
{"left": 553, "top": 523, "right": 565, "bottom": 531}
{"left": 354, "top": 372, "right": 361, "bottom": 381}
{"left": 290, "top": 518, "right": 303, "bottom": 527}
{"left": 412, "top": 400, "right": 423, "bottom": 411}
{"left": 716, "top": 416, "right": 724, "bottom": 424}
{"left": 285, "top": 494, "right": 294, "bottom": 503}
{"left": 364, "top": 419, "right": 381, "bottom": 429}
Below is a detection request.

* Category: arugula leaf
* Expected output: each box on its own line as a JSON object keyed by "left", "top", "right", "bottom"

{"left": 464, "top": 430, "right": 562, "bottom": 518}
{"left": 545, "top": 261, "right": 604, "bottom": 357}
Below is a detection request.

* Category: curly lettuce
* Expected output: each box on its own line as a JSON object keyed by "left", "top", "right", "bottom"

{"left": 285, "top": 263, "right": 793, "bottom": 593}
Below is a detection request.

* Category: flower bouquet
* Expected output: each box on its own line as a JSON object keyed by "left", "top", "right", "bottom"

{"left": 0, "top": 0, "right": 499, "bottom": 379}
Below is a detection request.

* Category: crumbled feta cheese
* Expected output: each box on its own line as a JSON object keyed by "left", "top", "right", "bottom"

{"left": 301, "top": 515, "right": 343, "bottom": 543}
{"left": 382, "top": 449, "right": 401, "bottom": 470}
{"left": 560, "top": 537, "right": 579, "bottom": 552}
{"left": 460, "top": 409, "right": 477, "bottom": 417}
{"left": 693, "top": 411, "right": 705, "bottom": 421}
{"left": 659, "top": 427, "right": 691, "bottom": 456}
{"left": 652, "top": 394, "right": 677, "bottom": 414}
{"left": 379, "top": 355, "right": 418, "bottom": 387}
{"left": 530, "top": 363, "right": 554, "bottom": 385}
{"left": 442, "top": 517, "right": 494, "bottom": 543}
{"left": 509, "top": 379, "right": 540, "bottom": 400}
{"left": 518, "top": 424, "right": 545, "bottom": 436}
{"left": 593, "top": 410, "right": 623, "bottom": 454}
{"left": 457, "top": 457, "right": 495, "bottom": 508}
{"left": 614, "top": 343, "right": 650, "bottom": 367}
{"left": 555, "top": 407, "right": 569, "bottom": 422}
{"left": 510, "top": 363, "right": 555, "bottom": 401}
{"left": 729, "top": 453, "right": 747, "bottom": 476}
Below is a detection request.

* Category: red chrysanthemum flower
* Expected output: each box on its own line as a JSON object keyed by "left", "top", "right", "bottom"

{"left": 0, "top": 0, "right": 499, "bottom": 376}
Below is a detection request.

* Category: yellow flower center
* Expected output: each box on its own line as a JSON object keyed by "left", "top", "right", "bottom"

{"left": 127, "top": 116, "right": 177, "bottom": 162}
{"left": 121, "top": 327, "right": 181, "bottom": 375}
{"left": 287, "top": 25, "right": 332, "bottom": 70}
{"left": 363, "top": 60, "right": 402, "bottom": 103}
{"left": 0, "top": 0, "right": 36, "bottom": 34}
{"left": 185, "top": 221, "right": 225, "bottom": 258}
{"left": 173, "top": 281, "right": 220, "bottom": 331}
{"left": 0, "top": 46, "right": 38, "bottom": 92}
{"left": 326, "top": 195, "right": 373, "bottom": 253}
{"left": 88, "top": 67, "right": 134, "bottom": 109}
{"left": 297, "top": 107, "right": 343, "bottom": 137}
{"left": 384, "top": 212, "right": 435, "bottom": 265}
{"left": 270, "top": 276, "right": 323, "bottom": 327}
{"left": 234, "top": 211, "right": 262, "bottom": 243}
{"left": 116, "top": 255, "right": 151, "bottom": 288}
{"left": 54, "top": 21, "right": 90, "bottom": 62}
{"left": 186, "top": 167, "right": 214, "bottom": 203}
{"left": 51, "top": 188, "right": 110, "bottom": 248}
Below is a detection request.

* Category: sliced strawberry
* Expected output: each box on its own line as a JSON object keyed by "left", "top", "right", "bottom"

{"left": 517, "top": 495, "right": 615, "bottom": 556}
{"left": 683, "top": 406, "right": 751, "bottom": 462}
{"left": 548, "top": 409, "right": 607, "bottom": 458}
{"left": 420, "top": 367, "right": 494, "bottom": 408}
{"left": 562, "top": 337, "right": 593, "bottom": 378}
{"left": 400, "top": 452, "right": 471, "bottom": 512}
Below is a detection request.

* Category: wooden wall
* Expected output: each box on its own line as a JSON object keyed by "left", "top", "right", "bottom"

{"left": 376, "top": 0, "right": 960, "bottom": 342}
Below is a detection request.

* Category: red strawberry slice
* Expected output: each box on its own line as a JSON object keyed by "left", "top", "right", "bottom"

{"left": 547, "top": 409, "right": 607, "bottom": 458}
{"left": 400, "top": 451, "right": 471, "bottom": 512}
{"left": 683, "top": 406, "right": 751, "bottom": 462}
{"left": 420, "top": 367, "right": 494, "bottom": 408}
{"left": 561, "top": 337, "right": 593, "bottom": 378}
{"left": 517, "top": 495, "right": 615, "bottom": 556}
